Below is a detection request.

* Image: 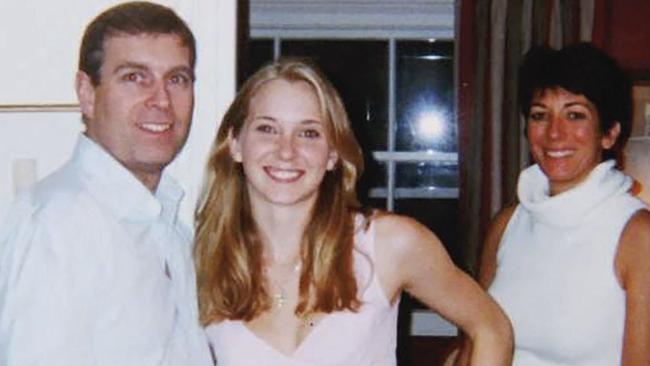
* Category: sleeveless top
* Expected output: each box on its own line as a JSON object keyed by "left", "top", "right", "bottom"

{"left": 489, "top": 161, "right": 646, "bottom": 365}
{"left": 204, "top": 216, "right": 400, "bottom": 366}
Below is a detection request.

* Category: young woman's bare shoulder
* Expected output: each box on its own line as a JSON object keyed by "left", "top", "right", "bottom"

{"left": 371, "top": 211, "right": 450, "bottom": 299}
{"left": 372, "top": 212, "right": 440, "bottom": 251}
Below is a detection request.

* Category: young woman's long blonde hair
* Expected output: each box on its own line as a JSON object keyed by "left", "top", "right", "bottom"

{"left": 195, "top": 58, "right": 366, "bottom": 324}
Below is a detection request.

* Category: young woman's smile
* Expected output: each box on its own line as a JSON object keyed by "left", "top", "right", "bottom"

{"left": 229, "top": 78, "right": 338, "bottom": 208}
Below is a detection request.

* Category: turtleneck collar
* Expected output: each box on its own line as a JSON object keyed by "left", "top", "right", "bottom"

{"left": 517, "top": 160, "right": 632, "bottom": 227}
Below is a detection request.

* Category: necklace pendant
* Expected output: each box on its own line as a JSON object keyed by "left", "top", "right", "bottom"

{"left": 302, "top": 313, "right": 315, "bottom": 327}
{"left": 273, "top": 290, "right": 286, "bottom": 308}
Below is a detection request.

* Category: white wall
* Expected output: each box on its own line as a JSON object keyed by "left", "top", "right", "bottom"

{"left": 0, "top": 0, "right": 236, "bottom": 225}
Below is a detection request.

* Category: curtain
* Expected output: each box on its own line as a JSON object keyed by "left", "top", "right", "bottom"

{"left": 457, "top": 0, "right": 601, "bottom": 274}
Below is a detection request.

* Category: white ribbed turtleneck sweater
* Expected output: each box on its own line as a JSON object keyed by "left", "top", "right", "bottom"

{"left": 489, "top": 160, "right": 646, "bottom": 365}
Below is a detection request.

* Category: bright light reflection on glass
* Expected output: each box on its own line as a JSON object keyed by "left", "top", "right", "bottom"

{"left": 402, "top": 93, "right": 455, "bottom": 150}
{"left": 415, "top": 55, "right": 450, "bottom": 61}
{"left": 416, "top": 109, "right": 446, "bottom": 142}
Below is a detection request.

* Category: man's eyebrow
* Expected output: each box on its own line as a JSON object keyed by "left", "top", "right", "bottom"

{"left": 113, "top": 62, "right": 148, "bottom": 74}
{"left": 168, "top": 65, "right": 195, "bottom": 81}
{"left": 112, "top": 63, "right": 195, "bottom": 81}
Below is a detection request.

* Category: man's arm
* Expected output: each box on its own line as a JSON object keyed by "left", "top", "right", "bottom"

{"left": 0, "top": 203, "right": 94, "bottom": 366}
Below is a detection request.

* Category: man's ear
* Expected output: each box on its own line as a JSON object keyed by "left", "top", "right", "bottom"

{"left": 601, "top": 122, "right": 621, "bottom": 150}
{"left": 75, "top": 71, "right": 96, "bottom": 120}
{"left": 228, "top": 128, "right": 243, "bottom": 162}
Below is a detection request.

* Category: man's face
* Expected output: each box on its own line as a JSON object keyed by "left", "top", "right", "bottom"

{"left": 76, "top": 33, "right": 194, "bottom": 191}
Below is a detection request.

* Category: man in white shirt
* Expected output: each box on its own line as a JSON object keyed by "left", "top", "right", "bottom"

{"left": 0, "top": 2, "right": 213, "bottom": 365}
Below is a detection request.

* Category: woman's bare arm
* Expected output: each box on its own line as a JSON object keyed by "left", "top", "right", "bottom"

{"left": 477, "top": 206, "right": 516, "bottom": 288}
{"left": 373, "top": 213, "right": 513, "bottom": 366}
{"left": 454, "top": 205, "right": 516, "bottom": 366}
{"left": 616, "top": 209, "right": 650, "bottom": 365}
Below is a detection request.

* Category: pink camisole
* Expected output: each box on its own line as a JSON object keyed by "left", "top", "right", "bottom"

{"left": 204, "top": 217, "right": 399, "bottom": 366}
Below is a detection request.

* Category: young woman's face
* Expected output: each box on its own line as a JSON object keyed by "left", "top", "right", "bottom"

{"left": 527, "top": 87, "right": 619, "bottom": 195}
{"left": 229, "top": 78, "right": 338, "bottom": 209}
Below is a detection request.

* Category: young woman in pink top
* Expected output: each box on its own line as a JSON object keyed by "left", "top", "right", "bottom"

{"left": 194, "top": 58, "right": 512, "bottom": 366}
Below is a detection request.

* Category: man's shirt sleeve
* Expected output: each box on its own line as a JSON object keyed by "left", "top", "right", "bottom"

{"left": 0, "top": 198, "right": 94, "bottom": 366}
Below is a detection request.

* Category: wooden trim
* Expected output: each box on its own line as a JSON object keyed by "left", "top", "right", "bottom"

{"left": 0, "top": 104, "right": 79, "bottom": 113}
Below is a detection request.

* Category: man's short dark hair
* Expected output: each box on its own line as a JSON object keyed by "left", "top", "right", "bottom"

{"left": 79, "top": 1, "right": 196, "bottom": 86}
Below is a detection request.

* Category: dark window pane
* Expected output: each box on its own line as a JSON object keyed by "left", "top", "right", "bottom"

{"left": 396, "top": 41, "right": 455, "bottom": 152}
{"left": 393, "top": 199, "right": 460, "bottom": 265}
{"left": 365, "top": 198, "right": 388, "bottom": 211}
{"left": 281, "top": 40, "right": 388, "bottom": 203}
{"left": 241, "top": 39, "right": 274, "bottom": 85}
{"left": 395, "top": 162, "right": 458, "bottom": 189}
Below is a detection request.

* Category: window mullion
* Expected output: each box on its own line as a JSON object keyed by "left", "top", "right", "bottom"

{"left": 387, "top": 38, "right": 397, "bottom": 212}
{"left": 273, "top": 37, "right": 281, "bottom": 59}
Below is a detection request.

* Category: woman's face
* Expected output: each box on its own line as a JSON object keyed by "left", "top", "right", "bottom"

{"left": 229, "top": 78, "right": 338, "bottom": 209}
{"left": 527, "top": 87, "right": 619, "bottom": 195}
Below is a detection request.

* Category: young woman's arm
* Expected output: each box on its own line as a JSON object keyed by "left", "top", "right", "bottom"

{"left": 454, "top": 206, "right": 515, "bottom": 365}
{"left": 616, "top": 209, "right": 650, "bottom": 365}
{"left": 374, "top": 213, "right": 513, "bottom": 366}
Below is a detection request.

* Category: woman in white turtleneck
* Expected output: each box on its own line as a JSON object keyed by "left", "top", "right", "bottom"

{"left": 478, "top": 43, "right": 650, "bottom": 365}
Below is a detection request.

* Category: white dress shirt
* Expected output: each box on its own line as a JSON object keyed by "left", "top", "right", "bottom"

{"left": 0, "top": 134, "right": 213, "bottom": 366}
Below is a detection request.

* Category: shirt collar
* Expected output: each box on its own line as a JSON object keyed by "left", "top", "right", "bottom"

{"left": 71, "top": 134, "right": 184, "bottom": 223}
